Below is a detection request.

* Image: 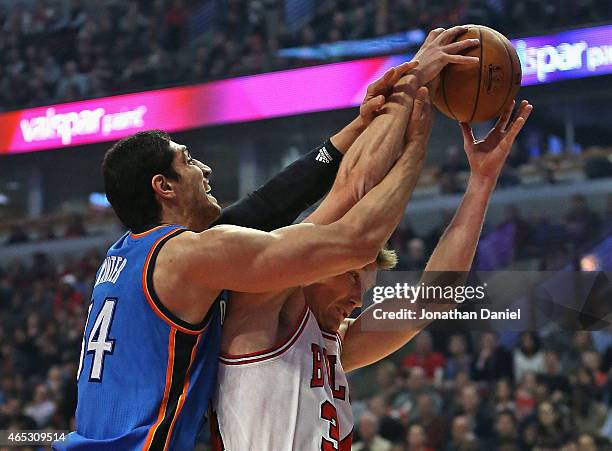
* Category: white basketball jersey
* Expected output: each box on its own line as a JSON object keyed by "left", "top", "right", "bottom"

{"left": 211, "top": 306, "right": 353, "bottom": 451}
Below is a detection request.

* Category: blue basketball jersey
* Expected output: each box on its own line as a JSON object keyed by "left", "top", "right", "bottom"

{"left": 55, "top": 225, "right": 225, "bottom": 451}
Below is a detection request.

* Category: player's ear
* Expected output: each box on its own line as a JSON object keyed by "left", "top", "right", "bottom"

{"left": 151, "top": 174, "right": 175, "bottom": 200}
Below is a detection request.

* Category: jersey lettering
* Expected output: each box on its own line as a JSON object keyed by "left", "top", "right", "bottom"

{"left": 326, "top": 354, "right": 347, "bottom": 400}
{"left": 310, "top": 344, "right": 325, "bottom": 387}
{"left": 94, "top": 256, "right": 128, "bottom": 286}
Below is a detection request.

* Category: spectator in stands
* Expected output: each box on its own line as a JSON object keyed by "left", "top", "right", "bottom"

{"left": 353, "top": 410, "right": 393, "bottom": 451}
{"left": 565, "top": 194, "right": 601, "bottom": 245}
{"left": 471, "top": 332, "right": 514, "bottom": 383}
{"left": 405, "top": 423, "right": 434, "bottom": 451}
{"left": 532, "top": 400, "right": 570, "bottom": 449}
{"left": 367, "top": 394, "right": 405, "bottom": 445}
{"left": 412, "top": 393, "right": 447, "bottom": 450}
{"left": 23, "top": 384, "right": 56, "bottom": 428}
{"left": 53, "top": 273, "right": 84, "bottom": 314}
{"left": 56, "top": 60, "right": 89, "bottom": 100}
{"left": 566, "top": 331, "right": 596, "bottom": 371}
{"left": 577, "top": 433, "right": 599, "bottom": 451}
{"left": 515, "top": 372, "right": 538, "bottom": 421}
{"left": 444, "top": 333, "right": 472, "bottom": 380}
{"left": 537, "top": 349, "right": 571, "bottom": 396}
{"left": 490, "top": 378, "right": 516, "bottom": 415}
{"left": 393, "top": 367, "right": 440, "bottom": 417}
{"left": 445, "top": 415, "right": 481, "bottom": 451}
{"left": 402, "top": 331, "right": 446, "bottom": 380}
{"left": 513, "top": 332, "right": 545, "bottom": 382}
{"left": 571, "top": 367, "right": 608, "bottom": 436}
{"left": 581, "top": 350, "right": 607, "bottom": 387}
{"left": 453, "top": 384, "right": 493, "bottom": 441}
{"left": 489, "top": 410, "right": 523, "bottom": 450}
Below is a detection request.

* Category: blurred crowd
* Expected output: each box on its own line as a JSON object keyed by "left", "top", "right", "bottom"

{"left": 349, "top": 329, "right": 612, "bottom": 450}
{"left": 390, "top": 193, "right": 612, "bottom": 272}
{"left": 4, "top": 213, "right": 88, "bottom": 245}
{"left": 1, "top": 0, "right": 611, "bottom": 111}
{"left": 0, "top": 247, "right": 101, "bottom": 432}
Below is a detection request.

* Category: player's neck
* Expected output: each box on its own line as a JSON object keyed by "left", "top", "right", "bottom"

{"left": 159, "top": 209, "right": 214, "bottom": 232}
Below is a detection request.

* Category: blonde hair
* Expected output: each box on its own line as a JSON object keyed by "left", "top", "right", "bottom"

{"left": 376, "top": 248, "right": 398, "bottom": 270}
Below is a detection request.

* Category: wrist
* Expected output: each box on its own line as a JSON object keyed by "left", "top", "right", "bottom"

{"left": 398, "top": 73, "right": 420, "bottom": 92}
{"left": 350, "top": 115, "right": 368, "bottom": 136}
{"left": 330, "top": 117, "right": 365, "bottom": 154}
{"left": 467, "top": 174, "right": 497, "bottom": 193}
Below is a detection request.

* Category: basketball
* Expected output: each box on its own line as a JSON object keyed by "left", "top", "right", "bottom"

{"left": 434, "top": 25, "right": 522, "bottom": 123}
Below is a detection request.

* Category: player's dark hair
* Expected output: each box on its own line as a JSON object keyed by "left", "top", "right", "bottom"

{"left": 103, "top": 130, "right": 179, "bottom": 232}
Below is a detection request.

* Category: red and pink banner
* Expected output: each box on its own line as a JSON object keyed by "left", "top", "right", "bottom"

{"left": 0, "top": 56, "right": 392, "bottom": 154}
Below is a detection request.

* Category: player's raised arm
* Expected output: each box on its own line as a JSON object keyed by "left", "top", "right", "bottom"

{"left": 213, "top": 61, "right": 419, "bottom": 232}
{"left": 340, "top": 100, "right": 533, "bottom": 372}
{"left": 160, "top": 88, "right": 433, "bottom": 296}
{"left": 307, "top": 30, "right": 480, "bottom": 225}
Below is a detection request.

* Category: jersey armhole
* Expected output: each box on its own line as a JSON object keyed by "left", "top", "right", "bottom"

{"left": 219, "top": 304, "right": 310, "bottom": 365}
{"left": 143, "top": 228, "right": 214, "bottom": 335}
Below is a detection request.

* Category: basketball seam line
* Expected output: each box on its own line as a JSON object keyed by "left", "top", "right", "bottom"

{"left": 493, "top": 33, "right": 515, "bottom": 119}
{"left": 469, "top": 27, "right": 484, "bottom": 123}
{"left": 441, "top": 64, "right": 457, "bottom": 121}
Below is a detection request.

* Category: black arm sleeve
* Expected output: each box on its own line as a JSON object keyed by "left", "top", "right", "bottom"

{"left": 213, "top": 140, "right": 343, "bottom": 231}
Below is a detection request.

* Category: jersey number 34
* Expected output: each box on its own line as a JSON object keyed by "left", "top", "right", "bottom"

{"left": 77, "top": 298, "right": 117, "bottom": 382}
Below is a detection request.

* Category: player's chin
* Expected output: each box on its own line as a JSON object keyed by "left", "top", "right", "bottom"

{"left": 327, "top": 307, "right": 346, "bottom": 330}
{"left": 204, "top": 192, "right": 220, "bottom": 208}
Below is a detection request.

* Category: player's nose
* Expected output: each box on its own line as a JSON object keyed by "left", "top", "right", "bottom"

{"left": 349, "top": 291, "right": 363, "bottom": 308}
{"left": 199, "top": 162, "right": 212, "bottom": 177}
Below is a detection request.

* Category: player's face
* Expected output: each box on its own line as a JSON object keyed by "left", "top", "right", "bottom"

{"left": 305, "top": 262, "right": 377, "bottom": 332}
{"left": 169, "top": 141, "right": 221, "bottom": 227}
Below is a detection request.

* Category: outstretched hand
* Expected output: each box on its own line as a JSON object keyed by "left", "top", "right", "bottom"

{"left": 412, "top": 26, "right": 480, "bottom": 86}
{"left": 359, "top": 60, "right": 419, "bottom": 124}
{"left": 460, "top": 100, "right": 533, "bottom": 180}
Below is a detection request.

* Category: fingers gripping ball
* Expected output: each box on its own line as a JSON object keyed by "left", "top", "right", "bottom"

{"left": 433, "top": 25, "right": 522, "bottom": 123}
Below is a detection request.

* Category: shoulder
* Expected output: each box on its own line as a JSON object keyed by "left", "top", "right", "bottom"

{"left": 158, "top": 225, "right": 258, "bottom": 256}
{"left": 337, "top": 318, "right": 354, "bottom": 342}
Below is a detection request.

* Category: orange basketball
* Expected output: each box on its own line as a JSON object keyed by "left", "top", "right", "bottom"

{"left": 433, "top": 25, "right": 522, "bottom": 123}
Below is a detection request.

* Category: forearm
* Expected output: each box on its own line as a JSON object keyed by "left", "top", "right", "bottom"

{"left": 338, "top": 103, "right": 426, "bottom": 251}
{"left": 329, "top": 116, "right": 367, "bottom": 154}
{"left": 306, "top": 77, "right": 421, "bottom": 226}
{"left": 425, "top": 174, "right": 494, "bottom": 271}
{"left": 341, "top": 176, "right": 495, "bottom": 371}
{"left": 214, "top": 140, "right": 343, "bottom": 231}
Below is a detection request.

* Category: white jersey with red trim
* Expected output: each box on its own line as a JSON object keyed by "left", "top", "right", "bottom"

{"left": 211, "top": 306, "right": 353, "bottom": 451}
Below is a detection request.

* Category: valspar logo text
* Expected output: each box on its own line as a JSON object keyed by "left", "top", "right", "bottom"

{"left": 516, "top": 39, "right": 612, "bottom": 82}
{"left": 19, "top": 106, "right": 147, "bottom": 145}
